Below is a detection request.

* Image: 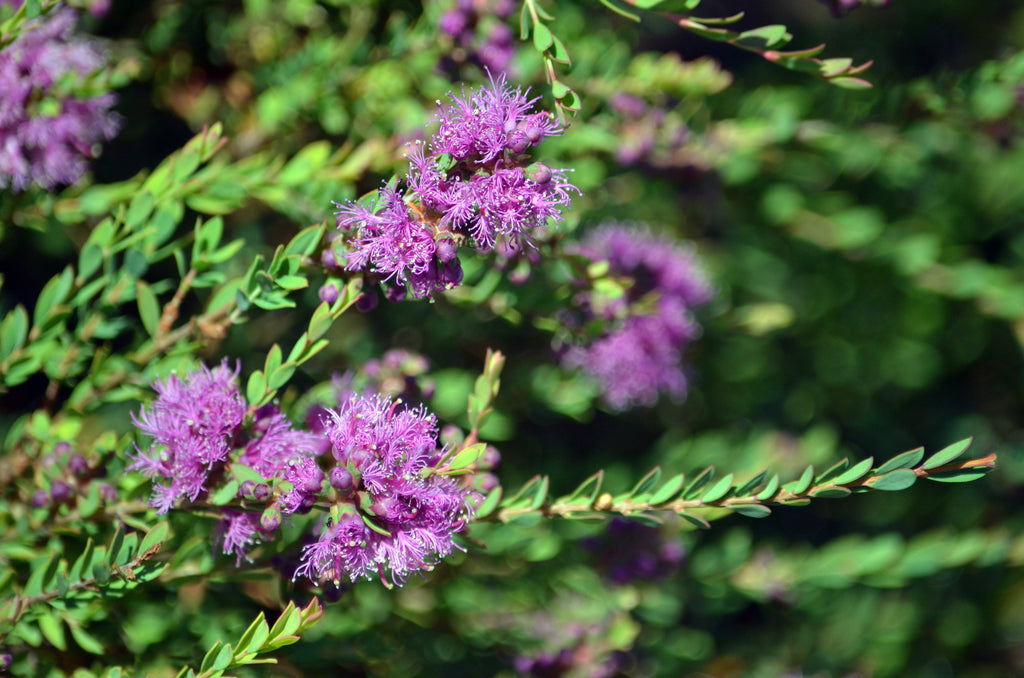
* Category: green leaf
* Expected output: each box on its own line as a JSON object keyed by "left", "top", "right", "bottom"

{"left": 532, "top": 23, "right": 553, "bottom": 51}
{"left": 551, "top": 81, "right": 571, "bottom": 99}
{"left": 230, "top": 464, "right": 265, "bottom": 484}
{"left": 246, "top": 371, "right": 267, "bottom": 405}
{"left": 136, "top": 281, "right": 160, "bottom": 336}
{"left": 448, "top": 442, "right": 487, "bottom": 470}
{"left": 283, "top": 223, "right": 325, "bottom": 258}
{"left": 211, "top": 480, "right": 240, "bottom": 506}
{"left": 733, "top": 504, "right": 772, "bottom": 518}
{"left": 598, "top": 0, "right": 640, "bottom": 21}
{"left": 476, "top": 486, "right": 502, "bottom": 519}
{"left": 815, "top": 458, "right": 849, "bottom": 484}
{"left": 649, "top": 473, "right": 685, "bottom": 504}
{"left": 756, "top": 474, "right": 780, "bottom": 500}
{"left": 125, "top": 191, "right": 155, "bottom": 229}
{"left": 530, "top": 476, "right": 550, "bottom": 510}
{"left": 790, "top": 465, "right": 814, "bottom": 495}
{"left": 702, "top": 473, "right": 734, "bottom": 503}
{"left": 830, "top": 76, "right": 873, "bottom": 90}
{"left": 926, "top": 468, "right": 992, "bottom": 483}
{"left": 38, "top": 614, "right": 67, "bottom": 651}
{"left": 25, "top": 553, "right": 58, "bottom": 596}
{"left": 34, "top": 267, "right": 74, "bottom": 327}
{"left": 70, "top": 624, "right": 105, "bottom": 655}
{"left": 871, "top": 469, "right": 918, "bottom": 491}
{"left": 810, "top": 486, "right": 852, "bottom": 498}
{"left": 139, "top": 522, "right": 169, "bottom": 556}
{"left": 115, "top": 533, "right": 138, "bottom": 566}
{"left": 549, "top": 35, "right": 571, "bottom": 65}
{"left": 735, "top": 469, "right": 768, "bottom": 496}
{"left": 268, "top": 605, "right": 300, "bottom": 640}
{"left": 0, "top": 305, "right": 28, "bottom": 360}
{"left": 235, "top": 613, "right": 268, "bottom": 656}
{"left": 92, "top": 563, "right": 110, "bottom": 586}
{"left": 70, "top": 538, "right": 94, "bottom": 582}
{"left": 833, "top": 457, "right": 874, "bottom": 485}
{"left": 737, "top": 24, "right": 791, "bottom": 48}
{"left": 876, "top": 447, "right": 925, "bottom": 474}
{"left": 922, "top": 438, "right": 973, "bottom": 470}
{"left": 630, "top": 467, "right": 662, "bottom": 497}
{"left": 680, "top": 512, "right": 711, "bottom": 529}
{"left": 200, "top": 640, "right": 225, "bottom": 673}
{"left": 682, "top": 466, "right": 715, "bottom": 499}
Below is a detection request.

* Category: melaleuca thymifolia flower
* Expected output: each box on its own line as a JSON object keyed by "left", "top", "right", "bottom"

{"left": 334, "top": 72, "right": 578, "bottom": 299}
{"left": 294, "top": 394, "right": 477, "bottom": 586}
{"left": 560, "top": 224, "right": 713, "bottom": 411}
{"left": 0, "top": 6, "right": 120, "bottom": 191}
{"left": 129, "top": 361, "right": 248, "bottom": 513}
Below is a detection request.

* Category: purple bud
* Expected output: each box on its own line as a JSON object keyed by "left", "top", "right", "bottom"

{"left": 50, "top": 481, "right": 72, "bottom": 504}
{"left": 99, "top": 484, "right": 118, "bottom": 502}
{"left": 0, "top": 651, "right": 11, "bottom": 672}
{"left": 440, "top": 259, "right": 464, "bottom": 287}
{"left": 54, "top": 442, "right": 72, "bottom": 456}
{"left": 40, "top": 454, "right": 57, "bottom": 470}
{"left": 239, "top": 480, "right": 255, "bottom": 498}
{"left": 525, "top": 163, "right": 552, "bottom": 185}
{"left": 356, "top": 289, "right": 379, "bottom": 312}
{"left": 439, "top": 10, "right": 469, "bottom": 38}
{"left": 31, "top": 489, "right": 49, "bottom": 508}
{"left": 252, "top": 483, "right": 271, "bottom": 502}
{"left": 89, "top": 0, "right": 111, "bottom": 17}
{"left": 436, "top": 237, "right": 458, "bottom": 263}
{"left": 506, "top": 130, "right": 530, "bottom": 154}
{"left": 482, "top": 446, "right": 501, "bottom": 469}
{"left": 319, "top": 283, "right": 339, "bottom": 305}
{"left": 68, "top": 454, "right": 89, "bottom": 476}
{"left": 477, "top": 473, "right": 500, "bottom": 492}
{"left": 518, "top": 120, "right": 544, "bottom": 144}
{"left": 321, "top": 248, "right": 339, "bottom": 269}
{"left": 329, "top": 467, "right": 353, "bottom": 494}
{"left": 385, "top": 285, "right": 408, "bottom": 303}
{"left": 260, "top": 507, "right": 281, "bottom": 532}
{"left": 297, "top": 494, "right": 317, "bottom": 514}
{"left": 508, "top": 263, "right": 531, "bottom": 285}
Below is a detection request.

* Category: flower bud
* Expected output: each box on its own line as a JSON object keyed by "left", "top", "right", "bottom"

{"left": 356, "top": 289, "right": 379, "bottom": 312}
{"left": 319, "top": 283, "right": 339, "bottom": 305}
{"left": 525, "top": 163, "right": 552, "bottom": 185}
{"left": 239, "top": 480, "right": 255, "bottom": 498}
{"left": 329, "top": 467, "right": 353, "bottom": 494}
{"left": 31, "top": 489, "right": 49, "bottom": 508}
{"left": 252, "top": 483, "right": 271, "bottom": 502}
{"left": 435, "top": 237, "right": 458, "bottom": 263}
{"left": 260, "top": 507, "right": 281, "bottom": 532}
{"left": 50, "top": 481, "right": 72, "bottom": 504}
{"left": 68, "top": 454, "right": 89, "bottom": 476}
{"left": 320, "top": 248, "right": 339, "bottom": 269}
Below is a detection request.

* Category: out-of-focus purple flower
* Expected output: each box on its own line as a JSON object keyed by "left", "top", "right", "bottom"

{"left": 217, "top": 510, "right": 262, "bottom": 565}
{"left": 293, "top": 394, "right": 476, "bottom": 586}
{"left": 560, "top": 224, "right": 713, "bottom": 411}
{"left": 129, "top": 361, "right": 247, "bottom": 513}
{"left": 581, "top": 517, "right": 686, "bottom": 585}
{"left": 335, "top": 73, "right": 577, "bottom": 298}
{"left": 819, "top": 0, "right": 893, "bottom": 17}
{"left": 0, "top": 8, "right": 120, "bottom": 191}
{"left": 437, "top": 0, "right": 517, "bottom": 76}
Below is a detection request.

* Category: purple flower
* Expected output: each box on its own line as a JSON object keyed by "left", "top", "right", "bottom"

{"left": 561, "top": 224, "right": 713, "bottom": 411}
{"left": 0, "top": 8, "right": 120, "bottom": 191}
{"left": 294, "top": 394, "right": 476, "bottom": 586}
{"left": 335, "top": 73, "right": 577, "bottom": 298}
{"left": 129, "top": 361, "right": 247, "bottom": 513}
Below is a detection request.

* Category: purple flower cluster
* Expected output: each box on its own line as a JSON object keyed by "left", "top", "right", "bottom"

{"left": 0, "top": 7, "right": 120, "bottom": 191}
{"left": 608, "top": 93, "right": 690, "bottom": 167}
{"left": 130, "top": 362, "right": 248, "bottom": 514}
{"left": 335, "top": 73, "right": 577, "bottom": 299}
{"left": 561, "top": 224, "right": 713, "bottom": 411}
{"left": 438, "top": 0, "right": 517, "bottom": 76}
{"left": 580, "top": 518, "right": 686, "bottom": 585}
{"left": 818, "top": 0, "right": 892, "bottom": 16}
{"left": 294, "top": 394, "right": 477, "bottom": 586}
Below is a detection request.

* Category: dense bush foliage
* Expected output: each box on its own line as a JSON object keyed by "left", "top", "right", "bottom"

{"left": 1, "top": 0, "right": 1021, "bottom": 676}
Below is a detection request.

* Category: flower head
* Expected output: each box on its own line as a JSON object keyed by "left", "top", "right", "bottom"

{"left": 129, "top": 361, "right": 246, "bottom": 513}
{"left": 294, "top": 394, "right": 476, "bottom": 586}
{"left": 561, "top": 224, "right": 713, "bottom": 411}
{"left": 334, "top": 72, "right": 577, "bottom": 298}
{"left": 0, "top": 8, "right": 120, "bottom": 191}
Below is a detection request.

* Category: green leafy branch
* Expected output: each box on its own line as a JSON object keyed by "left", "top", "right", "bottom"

{"left": 602, "top": 0, "right": 874, "bottom": 88}
{"left": 475, "top": 438, "right": 995, "bottom": 525}
{"left": 521, "top": 0, "right": 578, "bottom": 122}
{"left": 177, "top": 598, "right": 324, "bottom": 678}
{"left": 0, "top": 522, "right": 169, "bottom": 652}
